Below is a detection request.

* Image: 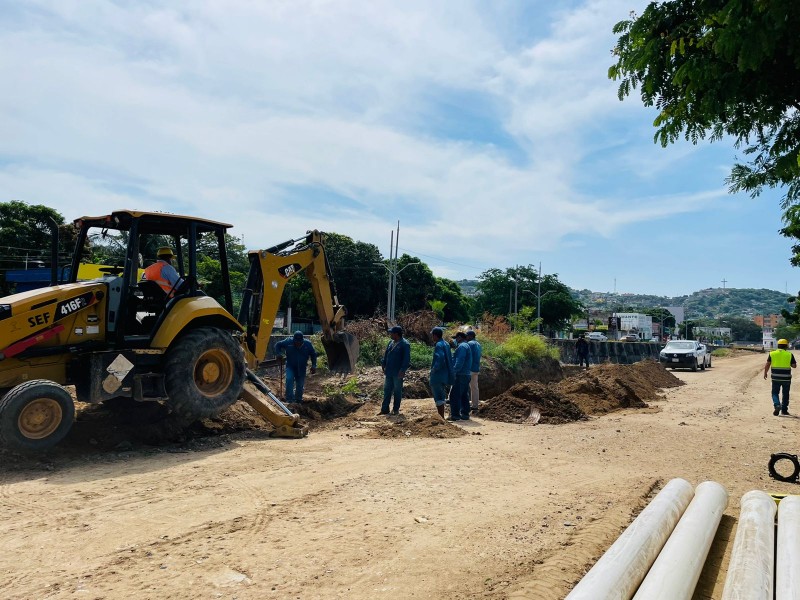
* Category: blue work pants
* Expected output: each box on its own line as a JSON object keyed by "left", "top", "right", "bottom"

{"left": 382, "top": 375, "right": 403, "bottom": 413}
{"left": 285, "top": 368, "right": 306, "bottom": 403}
{"left": 431, "top": 381, "right": 449, "bottom": 407}
{"left": 772, "top": 380, "right": 791, "bottom": 410}
{"left": 449, "top": 374, "right": 471, "bottom": 419}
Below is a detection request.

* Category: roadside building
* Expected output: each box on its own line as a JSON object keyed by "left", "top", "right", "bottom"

{"left": 754, "top": 314, "right": 781, "bottom": 328}
{"left": 612, "top": 312, "right": 653, "bottom": 340}
{"left": 763, "top": 327, "right": 776, "bottom": 349}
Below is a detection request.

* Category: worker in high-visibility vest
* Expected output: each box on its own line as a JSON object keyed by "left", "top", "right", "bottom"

{"left": 764, "top": 338, "right": 797, "bottom": 416}
{"left": 141, "top": 247, "right": 183, "bottom": 296}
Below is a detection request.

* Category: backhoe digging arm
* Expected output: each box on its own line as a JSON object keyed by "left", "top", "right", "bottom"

{"left": 237, "top": 230, "right": 358, "bottom": 372}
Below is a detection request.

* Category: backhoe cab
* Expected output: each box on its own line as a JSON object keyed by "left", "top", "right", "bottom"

{"left": 0, "top": 210, "right": 357, "bottom": 452}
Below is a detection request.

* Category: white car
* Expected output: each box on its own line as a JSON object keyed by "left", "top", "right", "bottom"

{"left": 586, "top": 332, "right": 608, "bottom": 341}
{"left": 659, "top": 340, "right": 710, "bottom": 371}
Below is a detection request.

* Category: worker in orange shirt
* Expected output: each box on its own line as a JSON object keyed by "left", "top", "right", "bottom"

{"left": 142, "top": 247, "right": 183, "bottom": 296}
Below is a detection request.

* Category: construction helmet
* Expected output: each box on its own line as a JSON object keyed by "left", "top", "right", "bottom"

{"left": 157, "top": 247, "right": 175, "bottom": 259}
{"left": 778, "top": 338, "right": 790, "bottom": 346}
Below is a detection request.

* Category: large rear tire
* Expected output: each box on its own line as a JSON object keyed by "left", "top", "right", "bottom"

{"left": 163, "top": 327, "right": 245, "bottom": 422}
{"left": 0, "top": 380, "right": 75, "bottom": 452}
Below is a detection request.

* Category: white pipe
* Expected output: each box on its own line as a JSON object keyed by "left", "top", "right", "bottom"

{"left": 721, "top": 490, "right": 776, "bottom": 600}
{"left": 633, "top": 481, "right": 728, "bottom": 600}
{"left": 777, "top": 495, "right": 800, "bottom": 600}
{"left": 566, "top": 478, "right": 694, "bottom": 600}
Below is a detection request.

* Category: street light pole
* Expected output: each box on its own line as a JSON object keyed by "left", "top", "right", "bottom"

{"left": 523, "top": 285, "right": 556, "bottom": 336}
{"left": 537, "top": 262, "right": 542, "bottom": 335}
{"left": 374, "top": 221, "right": 418, "bottom": 326}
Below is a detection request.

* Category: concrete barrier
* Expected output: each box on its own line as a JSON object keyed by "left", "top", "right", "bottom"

{"left": 553, "top": 339, "right": 663, "bottom": 365}
{"left": 721, "top": 490, "right": 776, "bottom": 600}
{"left": 565, "top": 478, "right": 694, "bottom": 600}
{"left": 632, "top": 481, "right": 728, "bottom": 600}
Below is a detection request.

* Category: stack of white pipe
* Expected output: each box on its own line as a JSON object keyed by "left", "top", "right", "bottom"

{"left": 569, "top": 482, "right": 800, "bottom": 599}
{"left": 566, "top": 478, "right": 694, "bottom": 600}
{"left": 567, "top": 479, "right": 729, "bottom": 600}
{"left": 632, "top": 481, "right": 728, "bottom": 599}
{"left": 721, "top": 490, "right": 776, "bottom": 600}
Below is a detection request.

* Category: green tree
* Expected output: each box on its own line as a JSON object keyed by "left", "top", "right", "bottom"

{"left": 433, "top": 277, "right": 472, "bottom": 322}
{"left": 0, "top": 201, "right": 75, "bottom": 293}
{"left": 393, "top": 254, "right": 437, "bottom": 313}
{"left": 284, "top": 233, "right": 386, "bottom": 320}
{"left": 428, "top": 299, "right": 446, "bottom": 321}
{"left": 535, "top": 274, "right": 585, "bottom": 335}
{"left": 474, "top": 265, "right": 538, "bottom": 317}
{"left": 196, "top": 256, "right": 246, "bottom": 313}
{"left": 775, "top": 322, "right": 800, "bottom": 343}
{"left": 474, "top": 266, "right": 583, "bottom": 334}
{"left": 610, "top": 2, "right": 800, "bottom": 257}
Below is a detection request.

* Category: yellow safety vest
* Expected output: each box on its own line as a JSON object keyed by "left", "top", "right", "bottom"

{"left": 770, "top": 349, "right": 793, "bottom": 381}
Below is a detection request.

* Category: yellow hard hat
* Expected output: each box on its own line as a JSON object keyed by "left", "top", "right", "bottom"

{"left": 778, "top": 338, "right": 790, "bottom": 346}
{"left": 157, "top": 247, "right": 174, "bottom": 258}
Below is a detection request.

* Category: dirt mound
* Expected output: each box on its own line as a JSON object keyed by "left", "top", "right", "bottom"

{"left": 366, "top": 414, "right": 466, "bottom": 439}
{"left": 557, "top": 362, "right": 681, "bottom": 414}
{"left": 477, "top": 395, "right": 535, "bottom": 423}
{"left": 630, "top": 360, "right": 685, "bottom": 389}
{"left": 479, "top": 381, "right": 586, "bottom": 424}
{"left": 479, "top": 361, "right": 680, "bottom": 425}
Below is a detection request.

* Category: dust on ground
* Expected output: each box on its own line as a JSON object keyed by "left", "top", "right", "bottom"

{"left": 479, "top": 361, "right": 682, "bottom": 424}
{"left": 3, "top": 353, "right": 796, "bottom": 600}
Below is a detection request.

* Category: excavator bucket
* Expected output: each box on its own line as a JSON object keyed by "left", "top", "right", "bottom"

{"left": 322, "top": 331, "right": 359, "bottom": 373}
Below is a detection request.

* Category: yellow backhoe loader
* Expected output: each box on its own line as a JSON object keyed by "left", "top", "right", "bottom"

{"left": 0, "top": 210, "right": 358, "bottom": 451}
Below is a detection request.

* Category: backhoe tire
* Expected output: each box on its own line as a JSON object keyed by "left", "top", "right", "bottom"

{"left": 0, "top": 380, "right": 75, "bottom": 452}
{"left": 163, "top": 327, "right": 245, "bottom": 422}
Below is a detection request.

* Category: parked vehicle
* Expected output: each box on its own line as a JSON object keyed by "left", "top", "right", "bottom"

{"left": 659, "top": 340, "right": 710, "bottom": 371}
{"left": 586, "top": 332, "right": 608, "bottom": 341}
{"left": 624, "top": 333, "right": 639, "bottom": 342}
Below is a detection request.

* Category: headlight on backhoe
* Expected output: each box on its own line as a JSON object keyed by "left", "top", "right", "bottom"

{"left": 0, "top": 304, "right": 11, "bottom": 321}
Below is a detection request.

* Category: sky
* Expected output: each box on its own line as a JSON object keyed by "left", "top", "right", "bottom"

{"left": 1, "top": 0, "right": 797, "bottom": 297}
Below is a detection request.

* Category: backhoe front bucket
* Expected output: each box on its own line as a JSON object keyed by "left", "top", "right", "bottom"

{"left": 322, "top": 332, "right": 359, "bottom": 373}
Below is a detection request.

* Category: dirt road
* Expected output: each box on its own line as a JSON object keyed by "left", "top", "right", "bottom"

{"left": 2, "top": 352, "right": 799, "bottom": 599}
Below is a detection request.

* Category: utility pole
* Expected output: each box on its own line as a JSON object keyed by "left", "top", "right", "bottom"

{"left": 537, "top": 262, "right": 543, "bottom": 335}
{"left": 387, "top": 229, "right": 394, "bottom": 323}
{"left": 375, "top": 221, "right": 418, "bottom": 326}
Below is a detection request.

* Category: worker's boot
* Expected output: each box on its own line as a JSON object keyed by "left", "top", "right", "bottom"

{"left": 437, "top": 404, "right": 445, "bottom": 419}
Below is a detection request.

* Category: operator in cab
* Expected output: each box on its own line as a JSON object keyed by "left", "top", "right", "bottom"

{"left": 275, "top": 331, "right": 317, "bottom": 404}
{"left": 142, "top": 247, "right": 184, "bottom": 297}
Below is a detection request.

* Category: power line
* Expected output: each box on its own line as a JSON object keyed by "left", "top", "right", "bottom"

{"left": 397, "top": 247, "right": 483, "bottom": 272}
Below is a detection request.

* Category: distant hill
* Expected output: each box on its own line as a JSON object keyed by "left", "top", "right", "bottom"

{"left": 457, "top": 279, "right": 791, "bottom": 319}
{"left": 571, "top": 287, "right": 790, "bottom": 319}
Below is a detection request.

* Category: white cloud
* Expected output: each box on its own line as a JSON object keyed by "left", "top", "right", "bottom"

{"left": 0, "top": 0, "right": 720, "bottom": 280}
